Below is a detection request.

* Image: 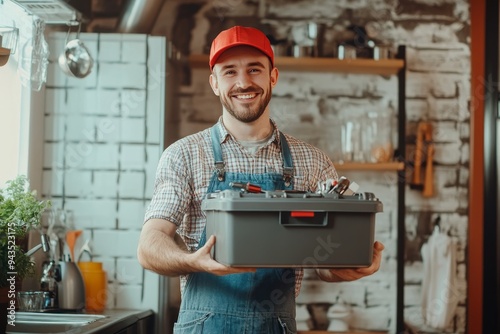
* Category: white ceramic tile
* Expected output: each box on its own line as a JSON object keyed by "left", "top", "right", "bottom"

{"left": 145, "top": 86, "right": 162, "bottom": 144}
{"left": 120, "top": 118, "right": 145, "bottom": 143}
{"left": 42, "top": 170, "right": 63, "bottom": 197}
{"left": 93, "top": 171, "right": 118, "bottom": 198}
{"left": 50, "top": 115, "right": 64, "bottom": 141}
{"left": 66, "top": 68, "right": 98, "bottom": 89}
{"left": 45, "top": 62, "right": 68, "bottom": 88}
{"left": 44, "top": 114, "right": 65, "bottom": 141}
{"left": 139, "top": 270, "right": 160, "bottom": 311}
{"left": 78, "top": 144, "right": 119, "bottom": 170}
{"left": 120, "top": 144, "right": 145, "bottom": 170}
{"left": 99, "top": 64, "right": 147, "bottom": 89}
{"left": 92, "top": 230, "right": 140, "bottom": 257}
{"left": 121, "top": 90, "right": 146, "bottom": 117}
{"left": 146, "top": 37, "right": 165, "bottom": 144}
{"left": 115, "top": 284, "right": 142, "bottom": 309}
{"left": 116, "top": 258, "right": 143, "bottom": 284}
{"left": 145, "top": 145, "right": 161, "bottom": 198}
{"left": 122, "top": 41, "right": 147, "bottom": 63}
{"left": 96, "top": 116, "right": 121, "bottom": 143}
{"left": 99, "top": 40, "right": 121, "bottom": 62}
{"left": 64, "top": 170, "right": 93, "bottom": 197}
{"left": 96, "top": 90, "right": 121, "bottom": 116}
{"left": 64, "top": 142, "right": 91, "bottom": 170}
{"left": 66, "top": 89, "right": 99, "bottom": 115}
{"left": 65, "top": 115, "right": 97, "bottom": 141}
{"left": 118, "top": 199, "right": 146, "bottom": 229}
{"left": 44, "top": 88, "right": 66, "bottom": 114}
{"left": 118, "top": 172, "right": 145, "bottom": 198}
{"left": 43, "top": 143, "right": 65, "bottom": 169}
{"left": 46, "top": 32, "right": 66, "bottom": 62}
{"left": 64, "top": 199, "right": 117, "bottom": 229}
{"left": 79, "top": 34, "right": 99, "bottom": 59}
{"left": 98, "top": 34, "right": 125, "bottom": 62}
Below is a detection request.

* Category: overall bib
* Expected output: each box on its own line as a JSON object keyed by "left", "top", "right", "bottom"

{"left": 173, "top": 125, "right": 297, "bottom": 334}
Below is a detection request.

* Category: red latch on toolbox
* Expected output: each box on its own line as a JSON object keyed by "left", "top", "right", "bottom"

{"left": 291, "top": 211, "right": 315, "bottom": 218}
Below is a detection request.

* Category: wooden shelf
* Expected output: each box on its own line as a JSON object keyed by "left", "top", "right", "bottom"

{"left": 188, "top": 54, "right": 404, "bottom": 75}
{"left": 0, "top": 47, "right": 10, "bottom": 56}
{"left": 333, "top": 161, "right": 404, "bottom": 171}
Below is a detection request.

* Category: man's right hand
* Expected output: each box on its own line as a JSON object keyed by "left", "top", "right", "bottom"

{"left": 138, "top": 218, "right": 255, "bottom": 276}
{"left": 191, "top": 234, "right": 256, "bottom": 275}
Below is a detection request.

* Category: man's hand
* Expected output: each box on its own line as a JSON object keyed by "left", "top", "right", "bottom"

{"left": 138, "top": 219, "right": 255, "bottom": 277}
{"left": 316, "top": 241, "right": 385, "bottom": 282}
{"left": 190, "top": 235, "right": 256, "bottom": 275}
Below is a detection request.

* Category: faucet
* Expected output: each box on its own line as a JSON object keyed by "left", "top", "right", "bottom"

{"left": 25, "top": 234, "right": 51, "bottom": 257}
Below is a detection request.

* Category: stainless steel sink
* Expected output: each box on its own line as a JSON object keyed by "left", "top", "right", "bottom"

{"left": 6, "top": 312, "right": 107, "bottom": 333}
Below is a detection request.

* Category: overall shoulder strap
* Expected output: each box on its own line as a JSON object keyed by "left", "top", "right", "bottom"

{"left": 210, "top": 125, "right": 225, "bottom": 181}
{"left": 279, "top": 132, "right": 294, "bottom": 187}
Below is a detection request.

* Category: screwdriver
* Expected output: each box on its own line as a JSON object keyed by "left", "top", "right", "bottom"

{"left": 229, "top": 182, "right": 263, "bottom": 193}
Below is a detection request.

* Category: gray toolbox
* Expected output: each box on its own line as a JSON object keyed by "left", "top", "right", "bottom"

{"left": 201, "top": 190, "right": 383, "bottom": 268}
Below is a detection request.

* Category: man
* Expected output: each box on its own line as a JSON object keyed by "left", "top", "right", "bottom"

{"left": 138, "top": 26, "right": 385, "bottom": 333}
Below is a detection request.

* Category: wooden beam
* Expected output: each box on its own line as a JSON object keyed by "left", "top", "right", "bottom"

{"left": 468, "top": 1, "right": 485, "bottom": 333}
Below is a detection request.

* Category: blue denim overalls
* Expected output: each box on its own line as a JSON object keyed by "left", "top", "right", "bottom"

{"left": 173, "top": 125, "right": 297, "bottom": 334}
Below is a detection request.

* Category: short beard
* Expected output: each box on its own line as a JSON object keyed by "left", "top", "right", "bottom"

{"left": 220, "top": 83, "right": 272, "bottom": 123}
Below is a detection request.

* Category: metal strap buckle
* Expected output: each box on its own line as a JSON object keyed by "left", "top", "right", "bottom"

{"left": 283, "top": 167, "right": 293, "bottom": 187}
{"left": 215, "top": 161, "right": 225, "bottom": 181}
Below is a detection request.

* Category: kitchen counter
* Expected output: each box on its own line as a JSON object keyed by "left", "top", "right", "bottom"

{"left": 6, "top": 309, "right": 155, "bottom": 334}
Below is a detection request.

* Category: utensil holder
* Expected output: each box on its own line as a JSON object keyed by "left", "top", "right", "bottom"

{"left": 78, "top": 262, "right": 107, "bottom": 312}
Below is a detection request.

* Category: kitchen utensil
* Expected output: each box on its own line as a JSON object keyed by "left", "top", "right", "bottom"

{"left": 58, "top": 22, "right": 94, "bottom": 78}
{"left": 77, "top": 238, "right": 93, "bottom": 262}
{"left": 66, "top": 230, "right": 83, "bottom": 261}
{"left": 331, "top": 176, "right": 350, "bottom": 195}
{"left": 410, "top": 121, "right": 433, "bottom": 197}
{"left": 423, "top": 142, "right": 434, "bottom": 197}
{"left": 58, "top": 261, "right": 86, "bottom": 311}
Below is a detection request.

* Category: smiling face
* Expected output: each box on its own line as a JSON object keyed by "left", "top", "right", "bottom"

{"left": 209, "top": 46, "right": 278, "bottom": 124}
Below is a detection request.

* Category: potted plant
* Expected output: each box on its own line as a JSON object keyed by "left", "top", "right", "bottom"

{"left": 0, "top": 175, "right": 50, "bottom": 329}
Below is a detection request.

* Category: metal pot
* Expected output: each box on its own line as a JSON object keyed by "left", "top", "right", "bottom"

{"left": 58, "top": 23, "right": 94, "bottom": 78}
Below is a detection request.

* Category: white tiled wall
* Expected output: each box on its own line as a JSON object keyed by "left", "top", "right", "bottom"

{"left": 41, "top": 32, "right": 166, "bottom": 313}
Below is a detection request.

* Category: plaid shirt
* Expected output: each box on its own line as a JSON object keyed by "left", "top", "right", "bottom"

{"left": 145, "top": 118, "right": 338, "bottom": 296}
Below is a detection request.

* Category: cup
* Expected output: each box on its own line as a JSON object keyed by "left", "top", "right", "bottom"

{"left": 337, "top": 45, "right": 356, "bottom": 60}
{"left": 78, "top": 262, "right": 107, "bottom": 312}
{"left": 17, "top": 291, "right": 45, "bottom": 312}
{"left": 373, "top": 45, "right": 390, "bottom": 60}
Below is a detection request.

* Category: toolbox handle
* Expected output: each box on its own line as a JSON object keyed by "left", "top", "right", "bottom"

{"left": 279, "top": 211, "right": 328, "bottom": 227}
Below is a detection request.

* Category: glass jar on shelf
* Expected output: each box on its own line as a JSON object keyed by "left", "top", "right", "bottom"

{"left": 362, "top": 109, "right": 394, "bottom": 163}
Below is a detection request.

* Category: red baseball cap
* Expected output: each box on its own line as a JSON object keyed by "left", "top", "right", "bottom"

{"left": 209, "top": 26, "right": 274, "bottom": 70}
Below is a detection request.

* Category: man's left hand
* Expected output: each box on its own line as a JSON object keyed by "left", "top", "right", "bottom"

{"left": 316, "top": 241, "right": 385, "bottom": 282}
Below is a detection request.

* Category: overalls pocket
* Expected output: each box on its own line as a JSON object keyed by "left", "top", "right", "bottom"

{"left": 173, "top": 312, "right": 212, "bottom": 334}
{"left": 277, "top": 316, "right": 296, "bottom": 334}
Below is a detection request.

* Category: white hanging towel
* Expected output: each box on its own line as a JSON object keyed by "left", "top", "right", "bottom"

{"left": 420, "top": 225, "right": 458, "bottom": 329}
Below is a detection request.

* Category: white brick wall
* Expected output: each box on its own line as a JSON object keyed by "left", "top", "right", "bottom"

{"left": 41, "top": 33, "right": 165, "bottom": 314}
